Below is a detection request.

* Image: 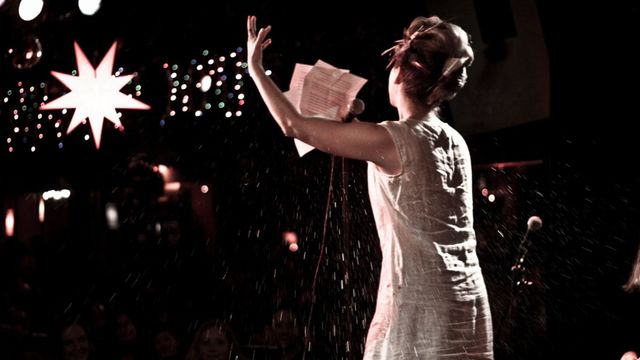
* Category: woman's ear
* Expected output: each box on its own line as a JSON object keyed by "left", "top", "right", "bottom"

{"left": 389, "top": 66, "right": 402, "bottom": 86}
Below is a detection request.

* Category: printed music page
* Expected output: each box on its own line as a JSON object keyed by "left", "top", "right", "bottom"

{"left": 286, "top": 60, "right": 367, "bottom": 157}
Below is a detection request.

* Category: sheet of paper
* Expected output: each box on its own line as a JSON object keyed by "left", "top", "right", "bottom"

{"left": 284, "top": 90, "right": 316, "bottom": 157}
{"left": 300, "top": 61, "right": 366, "bottom": 119}
{"left": 285, "top": 60, "right": 367, "bottom": 157}
{"left": 287, "top": 63, "right": 313, "bottom": 110}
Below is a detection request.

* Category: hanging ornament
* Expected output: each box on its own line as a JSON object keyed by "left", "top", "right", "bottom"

{"left": 40, "top": 41, "right": 150, "bottom": 149}
{"left": 6, "top": 34, "right": 43, "bottom": 70}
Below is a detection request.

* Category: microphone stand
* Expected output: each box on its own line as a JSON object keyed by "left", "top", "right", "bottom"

{"left": 303, "top": 102, "right": 361, "bottom": 360}
{"left": 498, "top": 226, "right": 532, "bottom": 354}
{"left": 338, "top": 106, "right": 356, "bottom": 359}
{"left": 512, "top": 228, "right": 532, "bottom": 287}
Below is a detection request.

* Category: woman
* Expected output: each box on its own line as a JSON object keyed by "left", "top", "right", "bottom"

{"left": 247, "top": 15, "right": 493, "bottom": 359}
{"left": 184, "top": 320, "right": 246, "bottom": 360}
{"left": 59, "top": 323, "right": 93, "bottom": 360}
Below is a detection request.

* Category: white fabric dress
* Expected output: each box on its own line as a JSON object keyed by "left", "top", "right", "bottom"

{"left": 363, "top": 117, "right": 493, "bottom": 359}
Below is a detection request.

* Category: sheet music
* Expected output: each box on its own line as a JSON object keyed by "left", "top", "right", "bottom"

{"left": 285, "top": 60, "right": 367, "bottom": 157}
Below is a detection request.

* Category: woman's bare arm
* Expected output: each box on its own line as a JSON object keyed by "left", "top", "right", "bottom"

{"left": 246, "top": 15, "right": 400, "bottom": 174}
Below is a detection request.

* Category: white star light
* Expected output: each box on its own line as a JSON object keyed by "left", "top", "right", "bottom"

{"left": 40, "top": 41, "right": 150, "bottom": 149}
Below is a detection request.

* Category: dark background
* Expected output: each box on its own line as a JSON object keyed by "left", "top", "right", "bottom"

{"left": 1, "top": 0, "right": 639, "bottom": 359}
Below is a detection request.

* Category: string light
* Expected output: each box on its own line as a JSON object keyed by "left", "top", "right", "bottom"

{"left": 163, "top": 47, "right": 247, "bottom": 121}
{"left": 2, "top": 81, "right": 64, "bottom": 154}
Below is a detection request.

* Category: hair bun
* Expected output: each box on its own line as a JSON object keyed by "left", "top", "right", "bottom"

{"left": 385, "top": 15, "right": 474, "bottom": 108}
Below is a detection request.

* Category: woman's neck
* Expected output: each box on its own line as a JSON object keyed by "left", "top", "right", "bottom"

{"left": 397, "top": 98, "right": 434, "bottom": 122}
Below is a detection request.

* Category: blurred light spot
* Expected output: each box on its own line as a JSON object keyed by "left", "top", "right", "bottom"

{"left": 5, "top": 209, "right": 15, "bottom": 237}
{"left": 157, "top": 164, "right": 170, "bottom": 179}
{"left": 105, "top": 203, "right": 119, "bottom": 230}
{"left": 38, "top": 198, "right": 45, "bottom": 223}
{"left": 18, "top": 0, "right": 43, "bottom": 21}
{"left": 42, "top": 189, "right": 71, "bottom": 201}
{"left": 200, "top": 75, "right": 212, "bottom": 92}
{"left": 78, "top": 0, "right": 101, "bottom": 15}
{"left": 164, "top": 181, "right": 181, "bottom": 193}
{"left": 283, "top": 231, "right": 297, "bottom": 243}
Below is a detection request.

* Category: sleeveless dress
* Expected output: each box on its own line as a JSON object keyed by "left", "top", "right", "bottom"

{"left": 363, "top": 117, "right": 494, "bottom": 359}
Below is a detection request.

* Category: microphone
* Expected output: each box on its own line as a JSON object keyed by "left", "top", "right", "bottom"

{"left": 512, "top": 215, "right": 543, "bottom": 285}
{"left": 343, "top": 98, "right": 365, "bottom": 123}
{"left": 519, "top": 216, "right": 542, "bottom": 250}
{"left": 527, "top": 215, "right": 543, "bottom": 232}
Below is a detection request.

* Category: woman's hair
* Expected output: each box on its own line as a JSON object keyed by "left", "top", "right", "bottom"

{"left": 184, "top": 319, "right": 245, "bottom": 360}
{"left": 58, "top": 322, "right": 94, "bottom": 360}
{"left": 385, "top": 16, "right": 474, "bottom": 108}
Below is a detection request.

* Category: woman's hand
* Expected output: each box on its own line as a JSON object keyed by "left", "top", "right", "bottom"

{"left": 246, "top": 15, "right": 272, "bottom": 77}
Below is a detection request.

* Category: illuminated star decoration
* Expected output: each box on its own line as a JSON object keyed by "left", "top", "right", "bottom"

{"left": 40, "top": 41, "right": 150, "bottom": 149}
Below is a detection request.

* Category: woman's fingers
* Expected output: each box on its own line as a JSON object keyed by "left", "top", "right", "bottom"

{"left": 257, "top": 25, "right": 271, "bottom": 41}
{"left": 247, "top": 16, "right": 271, "bottom": 50}
{"left": 252, "top": 23, "right": 271, "bottom": 49}
{"left": 247, "top": 15, "right": 258, "bottom": 38}
{"left": 247, "top": 16, "right": 253, "bottom": 38}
